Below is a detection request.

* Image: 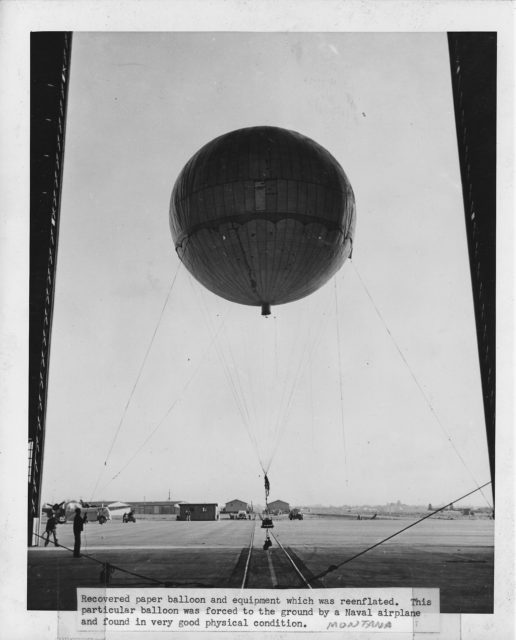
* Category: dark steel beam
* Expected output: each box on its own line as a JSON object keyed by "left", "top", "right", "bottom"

{"left": 29, "top": 32, "right": 72, "bottom": 545}
{"left": 447, "top": 33, "right": 496, "bottom": 501}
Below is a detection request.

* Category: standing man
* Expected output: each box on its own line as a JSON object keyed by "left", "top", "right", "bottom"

{"left": 43, "top": 513, "right": 58, "bottom": 547}
{"left": 73, "top": 507, "right": 85, "bottom": 557}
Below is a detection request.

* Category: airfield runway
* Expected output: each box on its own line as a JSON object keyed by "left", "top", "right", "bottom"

{"left": 28, "top": 516, "right": 493, "bottom": 613}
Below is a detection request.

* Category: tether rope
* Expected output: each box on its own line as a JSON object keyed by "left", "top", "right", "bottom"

{"left": 334, "top": 276, "right": 348, "bottom": 485}
{"left": 309, "top": 480, "right": 492, "bottom": 583}
{"left": 188, "top": 277, "right": 260, "bottom": 459}
{"left": 33, "top": 533, "right": 214, "bottom": 587}
{"left": 97, "top": 314, "right": 228, "bottom": 492}
{"left": 265, "top": 296, "right": 334, "bottom": 474}
{"left": 223, "top": 322, "right": 256, "bottom": 439}
{"left": 351, "top": 262, "right": 493, "bottom": 509}
{"left": 89, "top": 256, "right": 185, "bottom": 501}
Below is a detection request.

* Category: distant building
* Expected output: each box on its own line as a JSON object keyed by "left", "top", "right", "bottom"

{"left": 224, "top": 499, "right": 249, "bottom": 514}
{"left": 267, "top": 500, "right": 290, "bottom": 514}
{"left": 179, "top": 503, "right": 219, "bottom": 521}
{"left": 131, "top": 501, "right": 182, "bottom": 516}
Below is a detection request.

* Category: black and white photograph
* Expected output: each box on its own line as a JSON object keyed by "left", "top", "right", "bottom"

{"left": 1, "top": 2, "right": 514, "bottom": 639}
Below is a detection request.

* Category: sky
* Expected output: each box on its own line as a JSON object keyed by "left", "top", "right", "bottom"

{"left": 40, "top": 31, "right": 492, "bottom": 509}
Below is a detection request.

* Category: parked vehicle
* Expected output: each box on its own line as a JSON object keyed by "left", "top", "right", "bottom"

{"left": 122, "top": 511, "right": 136, "bottom": 523}
{"left": 229, "top": 510, "right": 248, "bottom": 519}
{"left": 289, "top": 509, "right": 303, "bottom": 520}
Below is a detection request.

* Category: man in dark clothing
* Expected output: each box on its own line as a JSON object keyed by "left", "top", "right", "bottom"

{"left": 73, "top": 508, "right": 85, "bottom": 557}
{"left": 43, "top": 514, "right": 58, "bottom": 547}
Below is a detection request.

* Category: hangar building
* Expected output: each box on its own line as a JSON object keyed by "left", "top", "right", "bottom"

{"left": 224, "top": 499, "right": 249, "bottom": 514}
{"left": 267, "top": 500, "right": 290, "bottom": 514}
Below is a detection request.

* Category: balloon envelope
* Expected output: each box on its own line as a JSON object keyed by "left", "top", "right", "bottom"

{"left": 170, "top": 126, "right": 356, "bottom": 312}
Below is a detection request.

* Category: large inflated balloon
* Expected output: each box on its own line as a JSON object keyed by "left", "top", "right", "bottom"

{"left": 170, "top": 126, "right": 356, "bottom": 314}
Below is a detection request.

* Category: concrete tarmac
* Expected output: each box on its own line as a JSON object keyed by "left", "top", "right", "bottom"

{"left": 28, "top": 516, "right": 493, "bottom": 613}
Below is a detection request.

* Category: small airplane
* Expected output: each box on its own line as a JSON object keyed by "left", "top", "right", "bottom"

{"left": 42, "top": 499, "right": 114, "bottom": 524}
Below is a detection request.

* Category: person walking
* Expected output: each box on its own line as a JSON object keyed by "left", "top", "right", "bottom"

{"left": 43, "top": 513, "right": 58, "bottom": 547}
{"left": 73, "top": 507, "right": 85, "bottom": 557}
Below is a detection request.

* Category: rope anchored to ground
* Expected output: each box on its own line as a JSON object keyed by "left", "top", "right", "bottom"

{"left": 309, "top": 481, "right": 492, "bottom": 584}
{"left": 33, "top": 532, "right": 214, "bottom": 588}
